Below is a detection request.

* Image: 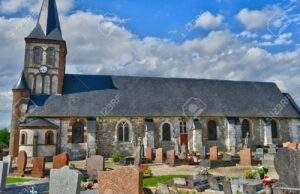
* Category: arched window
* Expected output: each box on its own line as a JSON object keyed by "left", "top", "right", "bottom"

{"left": 44, "top": 75, "right": 50, "bottom": 94}
{"left": 117, "top": 121, "right": 130, "bottom": 142}
{"left": 28, "top": 74, "right": 35, "bottom": 91}
{"left": 33, "top": 46, "right": 43, "bottom": 65}
{"left": 20, "top": 132, "right": 27, "bottom": 145}
{"left": 46, "top": 47, "right": 55, "bottom": 66}
{"left": 72, "top": 122, "right": 84, "bottom": 143}
{"left": 51, "top": 76, "right": 58, "bottom": 94}
{"left": 45, "top": 131, "right": 54, "bottom": 145}
{"left": 241, "top": 119, "right": 250, "bottom": 138}
{"left": 35, "top": 74, "right": 43, "bottom": 94}
{"left": 180, "top": 121, "right": 187, "bottom": 133}
{"left": 271, "top": 120, "right": 278, "bottom": 138}
{"left": 162, "top": 123, "right": 171, "bottom": 141}
{"left": 207, "top": 120, "right": 217, "bottom": 140}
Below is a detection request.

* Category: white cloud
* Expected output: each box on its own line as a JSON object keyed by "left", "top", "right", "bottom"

{"left": 238, "top": 31, "right": 258, "bottom": 39}
{"left": 260, "top": 33, "right": 293, "bottom": 46}
{"left": 0, "top": 10, "right": 299, "bottom": 128}
{"left": 194, "top": 11, "right": 224, "bottom": 29}
{"left": 236, "top": 6, "right": 282, "bottom": 30}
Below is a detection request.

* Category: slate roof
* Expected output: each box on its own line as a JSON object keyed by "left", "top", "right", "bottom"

{"left": 19, "top": 118, "right": 58, "bottom": 129}
{"left": 27, "top": 74, "right": 300, "bottom": 118}
{"left": 27, "top": 0, "right": 62, "bottom": 40}
{"left": 13, "top": 72, "right": 28, "bottom": 90}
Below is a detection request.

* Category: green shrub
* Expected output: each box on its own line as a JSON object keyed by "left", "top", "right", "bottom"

{"left": 80, "top": 173, "right": 90, "bottom": 182}
{"left": 111, "top": 152, "right": 124, "bottom": 162}
{"left": 256, "top": 166, "right": 268, "bottom": 179}
{"left": 69, "top": 163, "right": 76, "bottom": 169}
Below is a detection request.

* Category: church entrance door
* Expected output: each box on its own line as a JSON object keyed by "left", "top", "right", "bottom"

{"left": 180, "top": 134, "right": 188, "bottom": 145}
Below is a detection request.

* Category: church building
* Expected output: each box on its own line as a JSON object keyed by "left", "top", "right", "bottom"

{"left": 9, "top": 0, "right": 300, "bottom": 160}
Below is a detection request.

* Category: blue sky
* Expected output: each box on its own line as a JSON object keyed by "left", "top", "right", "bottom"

{"left": 0, "top": 0, "right": 299, "bottom": 128}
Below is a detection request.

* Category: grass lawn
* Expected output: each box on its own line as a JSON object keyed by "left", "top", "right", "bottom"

{"left": 6, "top": 177, "right": 33, "bottom": 185}
{"left": 143, "top": 175, "right": 188, "bottom": 187}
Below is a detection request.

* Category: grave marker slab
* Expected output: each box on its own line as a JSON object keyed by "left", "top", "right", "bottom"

{"left": 53, "top": 152, "right": 69, "bottom": 169}
{"left": 13, "top": 150, "right": 27, "bottom": 176}
{"left": 155, "top": 148, "right": 163, "bottom": 163}
{"left": 209, "top": 146, "right": 218, "bottom": 161}
{"left": 239, "top": 148, "right": 252, "bottom": 166}
{"left": 166, "top": 150, "right": 175, "bottom": 165}
{"left": 0, "top": 161, "right": 8, "bottom": 189}
{"left": 2, "top": 155, "right": 12, "bottom": 176}
{"left": 98, "top": 166, "right": 143, "bottom": 194}
{"left": 86, "top": 155, "right": 105, "bottom": 176}
{"left": 49, "top": 166, "right": 80, "bottom": 194}
{"left": 145, "top": 147, "right": 153, "bottom": 161}
{"left": 31, "top": 157, "right": 45, "bottom": 178}
{"left": 200, "top": 146, "right": 206, "bottom": 159}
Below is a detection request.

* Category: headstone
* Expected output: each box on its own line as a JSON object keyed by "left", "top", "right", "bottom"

{"left": 155, "top": 148, "right": 163, "bottom": 163}
{"left": 155, "top": 183, "right": 170, "bottom": 194}
{"left": 223, "top": 180, "right": 233, "bottom": 194}
{"left": 207, "top": 176, "right": 223, "bottom": 191}
{"left": 209, "top": 146, "right": 218, "bottom": 161}
{"left": 165, "top": 150, "right": 175, "bottom": 165}
{"left": 179, "top": 144, "right": 187, "bottom": 160}
{"left": 145, "top": 147, "right": 153, "bottom": 161}
{"left": 2, "top": 155, "right": 12, "bottom": 176}
{"left": 288, "top": 142, "right": 298, "bottom": 150}
{"left": 31, "top": 157, "right": 45, "bottom": 178}
{"left": 13, "top": 150, "right": 27, "bottom": 176}
{"left": 53, "top": 152, "right": 69, "bottom": 169}
{"left": 98, "top": 166, "right": 143, "bottom": 194}
{"left": 199, "top": 146, "right": 206, "bottom": 159}
{"left": 187, "top": 176, "right": 209, "bottom": 192}
{"left": 255, "top": 148, "right": 264, "bottom": 160}
{"left": 173, "top": 177, "right": 186, "bottom": 186}
{"left": 274, "top": 148, "right": 300, "bottom": 189}
{"left": 86, "top": 155, "right": 105, "bottom": 176}
{"left": 0, "top": 162, "right": 8, "bottom": 189}
{"left": 49, "top": 166, "right": 80, "bottom": 194}
{"left": 239, "top": 148, "right": 252, "bottom": 166}
{"left": 243, "top": 132, "right": 249, "bottom": 149}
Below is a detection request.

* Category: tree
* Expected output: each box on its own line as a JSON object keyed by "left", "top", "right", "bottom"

{"left": 0, "top": 129, "right": 10, "bottom": 149}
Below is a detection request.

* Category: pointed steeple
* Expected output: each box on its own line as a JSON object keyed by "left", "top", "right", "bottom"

{"left": 28, "top": 0, "right": 63, "bottom": 40}
{"left": 13, "top": 71, "right": 28, "bottom": 90}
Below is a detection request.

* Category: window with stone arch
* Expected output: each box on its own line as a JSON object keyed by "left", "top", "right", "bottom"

{"left": 207, "top": 120, "right": 217, "bottom": 141}
{"left": 271, "top": 120, "right": 278, "bottom": 138}
{"left": 46, "top": 47, "right": 55, "bottom": 66}
{"left": 179, "top": 121, "right": 187, "bottom": 133}
{"left": 117, "top": 121, "right": 130, "bottom": 142}
{"left": 241, "top": 119, "right": 251, "bottom": 138}
{"left": 162, "top": 123, "right": 171, "bottom": 141}
{"left": 45, "top": 131, "right": 54, "bottom": 145}
{"left": 72, "top": 122, "right": 84, "bottom": 143}
{"left": 33, "top": 46, "right": 43, "bottom": 65}
{"left": 35, "top": 74, "right": 43, "bottom": 94}
{"left": 20, "top": 132, "right": 27, "bottom": 145}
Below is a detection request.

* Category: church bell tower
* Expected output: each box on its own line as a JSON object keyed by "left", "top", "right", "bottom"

{"left": 24, "top": 0, "right": 67, "bottom": 95}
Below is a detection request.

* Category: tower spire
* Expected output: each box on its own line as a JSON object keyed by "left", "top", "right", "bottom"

{"left": 28, "top": 0, "right": 62, "bottom": 40}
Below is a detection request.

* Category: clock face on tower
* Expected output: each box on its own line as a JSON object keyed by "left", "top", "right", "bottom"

{"left": 39, "top": 65, "right": 48, "bottom": 74}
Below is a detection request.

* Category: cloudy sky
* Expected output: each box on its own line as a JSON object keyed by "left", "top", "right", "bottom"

{"left": 0, "top": 0, "right": 300, "bottom": 128}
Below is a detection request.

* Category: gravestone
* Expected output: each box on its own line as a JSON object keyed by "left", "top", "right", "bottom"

{"left": 98, "top": 166, "right": 143, "bottom": 194}
{"left": 187, "top": 176, "right": 209, "bottom": 192}
{"left": 209, "top": 146, "right": 218, "bottom": 161}
{"left": 207, "top": 175, "right": 223, "bottom": 191}
{"left": 145, "top": 147, "right": 153, "bottom": 161}
{"left": 239, "top": 148, "right": 252, "bottom": 166}
{"left": 274, "top": 148, "right": 300, "bottom": 190}
{"left": 268, "top": 144, "right": 277, "bottom": 154}
{"left": 31, "top": 157, "right": 45, "bottom": 178}
{"left": 2, "top": 155, "right": 12, "bottom": 176}
{"left": 0, "top": 161, "right": 8, "bottom": 189}
{"left": 13, "top": 150, "right": 27, "bottom": 176}
{"left": 165, "top": 150, "right": 175, "bottom": 165}
{"left": 200, "top": 146, "right": 206, "bottom": 159}
{"left": 49, "top": 166, "right": 80, "bottom": 194}
{"left": 86, "top": 155, "right": 105, "bottom": 176}
{"left": 223, "top": 180, "right": 232, "bottom": 194}
{"left": 53, "top": 152, "right": 69, "bottom": 169}
{"left": 288, "top": 142, "right": 298, "bottom": 150}
{"left": 179, "top": 144, "right": 187, "bottom": 160}
{"left": 173, "top": 177, "right": 186, "bottom": 186}
{"left": 156, "top": 183, "right": 170, "bottom": 194}
{"left": 155, "top": 148, "right": 163, "bottom": 163}
{"left": 255, "top": 148, "right": 264, "bottom": 160}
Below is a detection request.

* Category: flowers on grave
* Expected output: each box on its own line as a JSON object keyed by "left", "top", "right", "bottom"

{"left": 256, "top": 166, "right": 269, "bottom": 179}
{"left": 139, "top": 164, "right": 152, "bottom": 177}
{"left": 262, "top": 176, "right": 277, "bottom": 186}
{"left": 199, "top": 167, "right": 209, "bottom": 176}
{"left": 243, "top": 166, "right": 269, "bottom": 180}
{"left": 244, "top": 170, "right": 256, "bottom": 179}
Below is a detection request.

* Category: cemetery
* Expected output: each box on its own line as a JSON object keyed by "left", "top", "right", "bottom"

{"left": 0, "top": 141, "right": 299, "bottom": 193}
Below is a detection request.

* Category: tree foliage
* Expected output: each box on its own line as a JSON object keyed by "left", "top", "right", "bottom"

{"left": 0, "top": 129, "right": 10, "bottom": 148}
